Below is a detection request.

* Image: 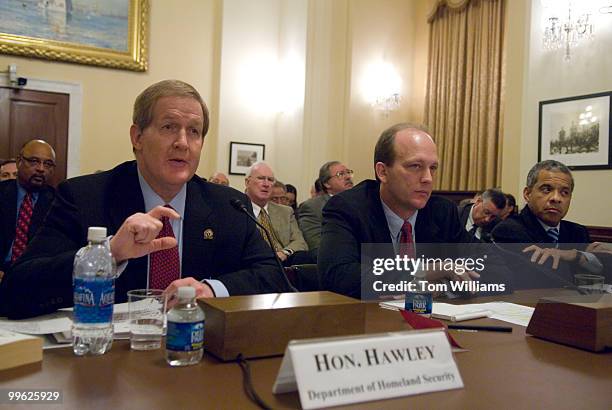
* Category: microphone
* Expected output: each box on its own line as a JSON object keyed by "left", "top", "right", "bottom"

{"left": 230, "top": 199, "right": 297, "bottom": 292}
{"left": 490, "top": 239, "right": 587, "bottom": 295}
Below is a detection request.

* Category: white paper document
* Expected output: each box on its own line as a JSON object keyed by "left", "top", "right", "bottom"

{"left": 379, "top": 300, "right": 534, "bottom": 327}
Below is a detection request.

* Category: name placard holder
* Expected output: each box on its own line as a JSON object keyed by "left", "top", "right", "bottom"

{"left": 273, "top": 329, "right": 463, "bottom": 409}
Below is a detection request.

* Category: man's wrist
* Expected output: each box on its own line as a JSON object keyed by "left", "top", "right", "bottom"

{"left": 282, "top": 248, "right": 294, "bottom": 256}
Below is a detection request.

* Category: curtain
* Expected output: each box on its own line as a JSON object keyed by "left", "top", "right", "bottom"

{"left": 424, "top": 0, "right": 505, "bottom": 190}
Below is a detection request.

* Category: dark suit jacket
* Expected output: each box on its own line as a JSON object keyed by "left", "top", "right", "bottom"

{"left": 0, "top": 180, "right": 55, "bottom": 270}
{"left": 457, "top": 202, "right": 497, "bottom": 242}
{"left": 319, "top": 180, "right": 510, "bottom": 298}
{"left": 0, "top": 161, "right": 289, "bottom": 319}
{"left": 491, "top": 205, "right": 591, "bottom": 289}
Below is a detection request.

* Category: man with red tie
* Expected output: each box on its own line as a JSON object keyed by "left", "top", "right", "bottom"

{"left": 0, "top": 140, "right": 56, "bottom": 279}
{"left": 318, "top": 123, "right": 490, "bottom": 299}
{"left": 0, "top": 80, "right": 288, "bottom": 319}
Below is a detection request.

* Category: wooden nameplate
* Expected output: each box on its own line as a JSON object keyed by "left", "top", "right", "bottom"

{"left": 199, "top": 291, "right": 366, "bottom": 361}
{"left": 526, "top": 293, "right": 612, "bottom": 352}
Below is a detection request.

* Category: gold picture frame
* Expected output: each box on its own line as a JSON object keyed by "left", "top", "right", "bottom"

{"left": 0, "top": 0, "right": 149, "bottom": 72}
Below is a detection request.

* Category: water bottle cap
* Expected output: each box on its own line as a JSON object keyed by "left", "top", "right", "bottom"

{"left": 177, "top": 286, "right": 196, "bottom": 300}
{"left": 87, "top": 227, "right": 107, "bottom": 241}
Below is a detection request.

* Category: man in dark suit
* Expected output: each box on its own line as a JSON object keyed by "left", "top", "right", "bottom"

{"left": 0, "top": 140, "right": 56, "bottom": 278}
{"left": 319, "top": 123, "right": 509, "bottom": 299}
{"left": 457, "top": 188, "right": 506, "bottom": 241}
{"left": 0, "top": 80, "right": 289, "bottom": 319}
{"left": 491, "top": 160, "right": 603, "bottom": 288}
{"left": 298, "top": 161, "right": 353, "bottom": 253}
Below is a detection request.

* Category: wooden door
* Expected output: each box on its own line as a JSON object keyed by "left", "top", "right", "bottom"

{"left": 0, "top": 87, "right": 69, "bottom": 186}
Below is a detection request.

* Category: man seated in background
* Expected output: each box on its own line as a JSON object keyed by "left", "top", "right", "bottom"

{"left": 457, "top": 188, "right": 506, "bottom": 242}
{"left": 492, "top": 160, "right": 603, "bottom": 288}
{"left": 499, "top": 193, "right": 518, "bottom": 220}
{"left": 319, "top": 123, "right": 509, "bottom": 299}
{"left": 0, "top": 159, "right": 18, "bottom": 181}
{"left": 209, "top": 171, "right": 229, "bottom": 186}
{"left": 0, "top": 140, "right": 56, "bottom": 279}
{"left": 0, "top": 80, "right": 289, "bottom": 319}
{"left": 298, "top": 161, "right": 354, "bottom": 253}
{"left": 270, "top": 180, "right": 289, "bottom": 206}
{"left": 245, "top": 162, "right": 311, "bottom": 265}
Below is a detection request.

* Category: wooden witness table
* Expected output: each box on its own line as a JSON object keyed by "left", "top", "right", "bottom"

{"left": 1, "top": 290, "right": 610, "bottom": 409}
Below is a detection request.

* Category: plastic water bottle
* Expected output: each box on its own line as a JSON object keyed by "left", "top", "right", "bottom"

{"left": 405, "top": 269, "right": 433, "bottom": 316}
{"left": 166, "top": 287, "right": 205, "bottom": 366}
{"left": 72, "top": 226, "right": 116, "bottom": 356}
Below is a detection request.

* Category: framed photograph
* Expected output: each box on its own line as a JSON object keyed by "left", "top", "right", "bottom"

{"left": 0, "top": 0, "right": 148, "bottom": 71}
{"left": 229, "top": 142, "right": 265, "bottom": 175}
{"left": 539, "top": 91, "right": 612, "bottom": 170}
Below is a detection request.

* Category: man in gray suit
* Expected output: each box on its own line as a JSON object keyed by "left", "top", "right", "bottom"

{"left": 298, "top": 161, "right": 354, "bottom": 253}
{"left": 245, "top": 162, "right": 310, "bottom": 265}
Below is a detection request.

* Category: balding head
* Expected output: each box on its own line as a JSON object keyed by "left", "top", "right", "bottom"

{"left": 209, "top": 171, "right": 229, "bottom": 186}
{"left": 17, "top": 139, "right": 56, "bottom": 191}
{"left": 375, "top": 124, "right": 439, "bottom": 219}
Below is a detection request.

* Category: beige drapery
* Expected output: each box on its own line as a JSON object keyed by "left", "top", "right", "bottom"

{"left": 424, "top": 0, "right": 505, "bottom": 190}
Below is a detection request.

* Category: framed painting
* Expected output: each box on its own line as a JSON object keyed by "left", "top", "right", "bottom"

{"left": 229, "top": 142, "right": 265, "bottom": 175}
{"left": 539, "top": 91, "right": 612, "bottom": 170}
{"left": 0, "top": 0, "right": 148, "bottom": 71}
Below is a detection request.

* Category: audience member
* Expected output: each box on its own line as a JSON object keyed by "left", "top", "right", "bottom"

{"left": 318, "top": 123, "right": 510, "bottom": 298}
{"left": 0, "top": 159, "right": 18, "bottom": 181}
{"left": 492, "top": 160, "right": 603, "bottom": 288}
{"left": 457, "top": 188, "right": 506, "bottom": 241}
{"left": 285, "top": 184, "right": 298, "bottom": 212}
{"left": 0, "top": 80, "right": 288, "bottom": 319}
{"left": 244, "top": 162, "right": 310, "bottom": 265}
{"left": 0, "top": 141, "right": 56, "bottom": 279}
{"left": 209, "top": 171, "right": 229, "bottom": 186}
{"left": 298, "top": 161, "right": 353, "bottom": 253}
{"left": 270, "top": 180, "right": 288, "bottom": 205}
{"left": 499, "top": 193, "right": 518, "bottom": 220}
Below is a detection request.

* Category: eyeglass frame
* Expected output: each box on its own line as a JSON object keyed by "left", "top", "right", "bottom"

{"left": 332, "top": 169, "right": 354, "bottom": 178}
{"left": 19, "top": 156, "right": 56, "bottom": 169}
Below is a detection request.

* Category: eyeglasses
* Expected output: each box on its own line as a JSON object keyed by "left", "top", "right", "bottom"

{"left": 333, "top": 169, "right": 354, "bottom": 178}
{"left": 254, "top": 175, "right": 276, "bottom": 183}
{"left": 20, "top": 156, "right": 56, "bottom": 169}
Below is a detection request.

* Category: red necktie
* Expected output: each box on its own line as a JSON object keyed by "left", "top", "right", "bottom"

{"left": 149, "top": 206, "right": 180, "bottom": 290}
{"left": 399, "top": 220, "right": 415, "bottom": 258}
{"left": 11, "top": 193, "right": 34, "bottom": 263}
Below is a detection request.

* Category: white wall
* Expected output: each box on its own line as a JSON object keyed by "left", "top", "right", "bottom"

{"left": 519, "top": 0, "right": 612, "bottom": 225}
{"left": 216, "top": 0, "right": 307, "bottom": 194}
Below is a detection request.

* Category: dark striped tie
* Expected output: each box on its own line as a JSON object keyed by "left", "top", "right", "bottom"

{"left": 547, "top": 228, "right": 559, "bottom": 244}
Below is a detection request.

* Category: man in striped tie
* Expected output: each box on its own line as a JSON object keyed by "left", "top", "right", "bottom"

{"left": 0, "top": 140, "right": 56, "bottom": 280}
{"left": 492, "top": 160, "right": 603, "bottom": 288}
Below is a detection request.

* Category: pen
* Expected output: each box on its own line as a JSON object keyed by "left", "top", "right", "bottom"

{"left": 447, "top": 324, "right": 512, "bottom": 333}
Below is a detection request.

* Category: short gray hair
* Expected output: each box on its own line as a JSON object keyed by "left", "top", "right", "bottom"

{"left": 526, "top": 160, "right": 574, "bottom": 192}
{"left": 246, "top": 161, "right": 271, "bottom": 178}
{"left": 481, "top": 188, "right": 507, "bottom": 210}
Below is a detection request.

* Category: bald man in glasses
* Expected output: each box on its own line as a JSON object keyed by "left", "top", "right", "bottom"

{"left": 0, "top": 140, "right": 56, "bottom": 276}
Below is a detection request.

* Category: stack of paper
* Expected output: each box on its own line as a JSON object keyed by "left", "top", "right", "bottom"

{"left": 379, "top": 300, "right": 535, "bottom": 327}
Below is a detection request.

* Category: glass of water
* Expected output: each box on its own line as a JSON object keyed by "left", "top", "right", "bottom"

{"left": 127, "top": 289, "right": 166, "bottom": 351}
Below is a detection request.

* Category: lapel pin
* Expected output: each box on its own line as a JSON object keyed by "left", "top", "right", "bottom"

{"left": 203, "top": 228, "right": 214, "bottom": 240}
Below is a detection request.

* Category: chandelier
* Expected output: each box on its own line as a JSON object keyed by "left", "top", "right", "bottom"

{"left": 543, "top": 5, "right": 594, "bottom": 61}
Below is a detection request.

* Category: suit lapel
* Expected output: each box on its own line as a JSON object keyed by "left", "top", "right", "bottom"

{"left": 106, "top": 162, "right": 145, "bottom": 235}
{"left": 521, "top": 206, "right": 551, "bottom": 244}
{"left": 415, "top": 203, "right": 441, "bottom": 243}
{"left": 182, "top": 180, "right": 214, "bottom": 277}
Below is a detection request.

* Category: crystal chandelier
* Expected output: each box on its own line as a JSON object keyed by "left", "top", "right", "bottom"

{"left": 543, "top": 5, "right": 594, "bottom": 61}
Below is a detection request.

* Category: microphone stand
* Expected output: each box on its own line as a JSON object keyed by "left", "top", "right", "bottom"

{"left": 230, "top": 199, "right": 298, "bottom": 292}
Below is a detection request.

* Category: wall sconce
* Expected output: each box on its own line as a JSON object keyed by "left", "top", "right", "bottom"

{"left": 361, "top": 61, "right": 402, "bottom": 116}
{"left": 542, "top": 2, "right": 594, "bottom": 61}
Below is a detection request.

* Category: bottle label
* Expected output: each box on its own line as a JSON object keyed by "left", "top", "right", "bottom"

{"left": 405, "top": 292, "right": 433, "bottom": 314}
{"left": 166, "top": 321, "right": 204, "bottom": 352}
{"left": 73, "top": 278, "right": 115, "bottom": 324}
